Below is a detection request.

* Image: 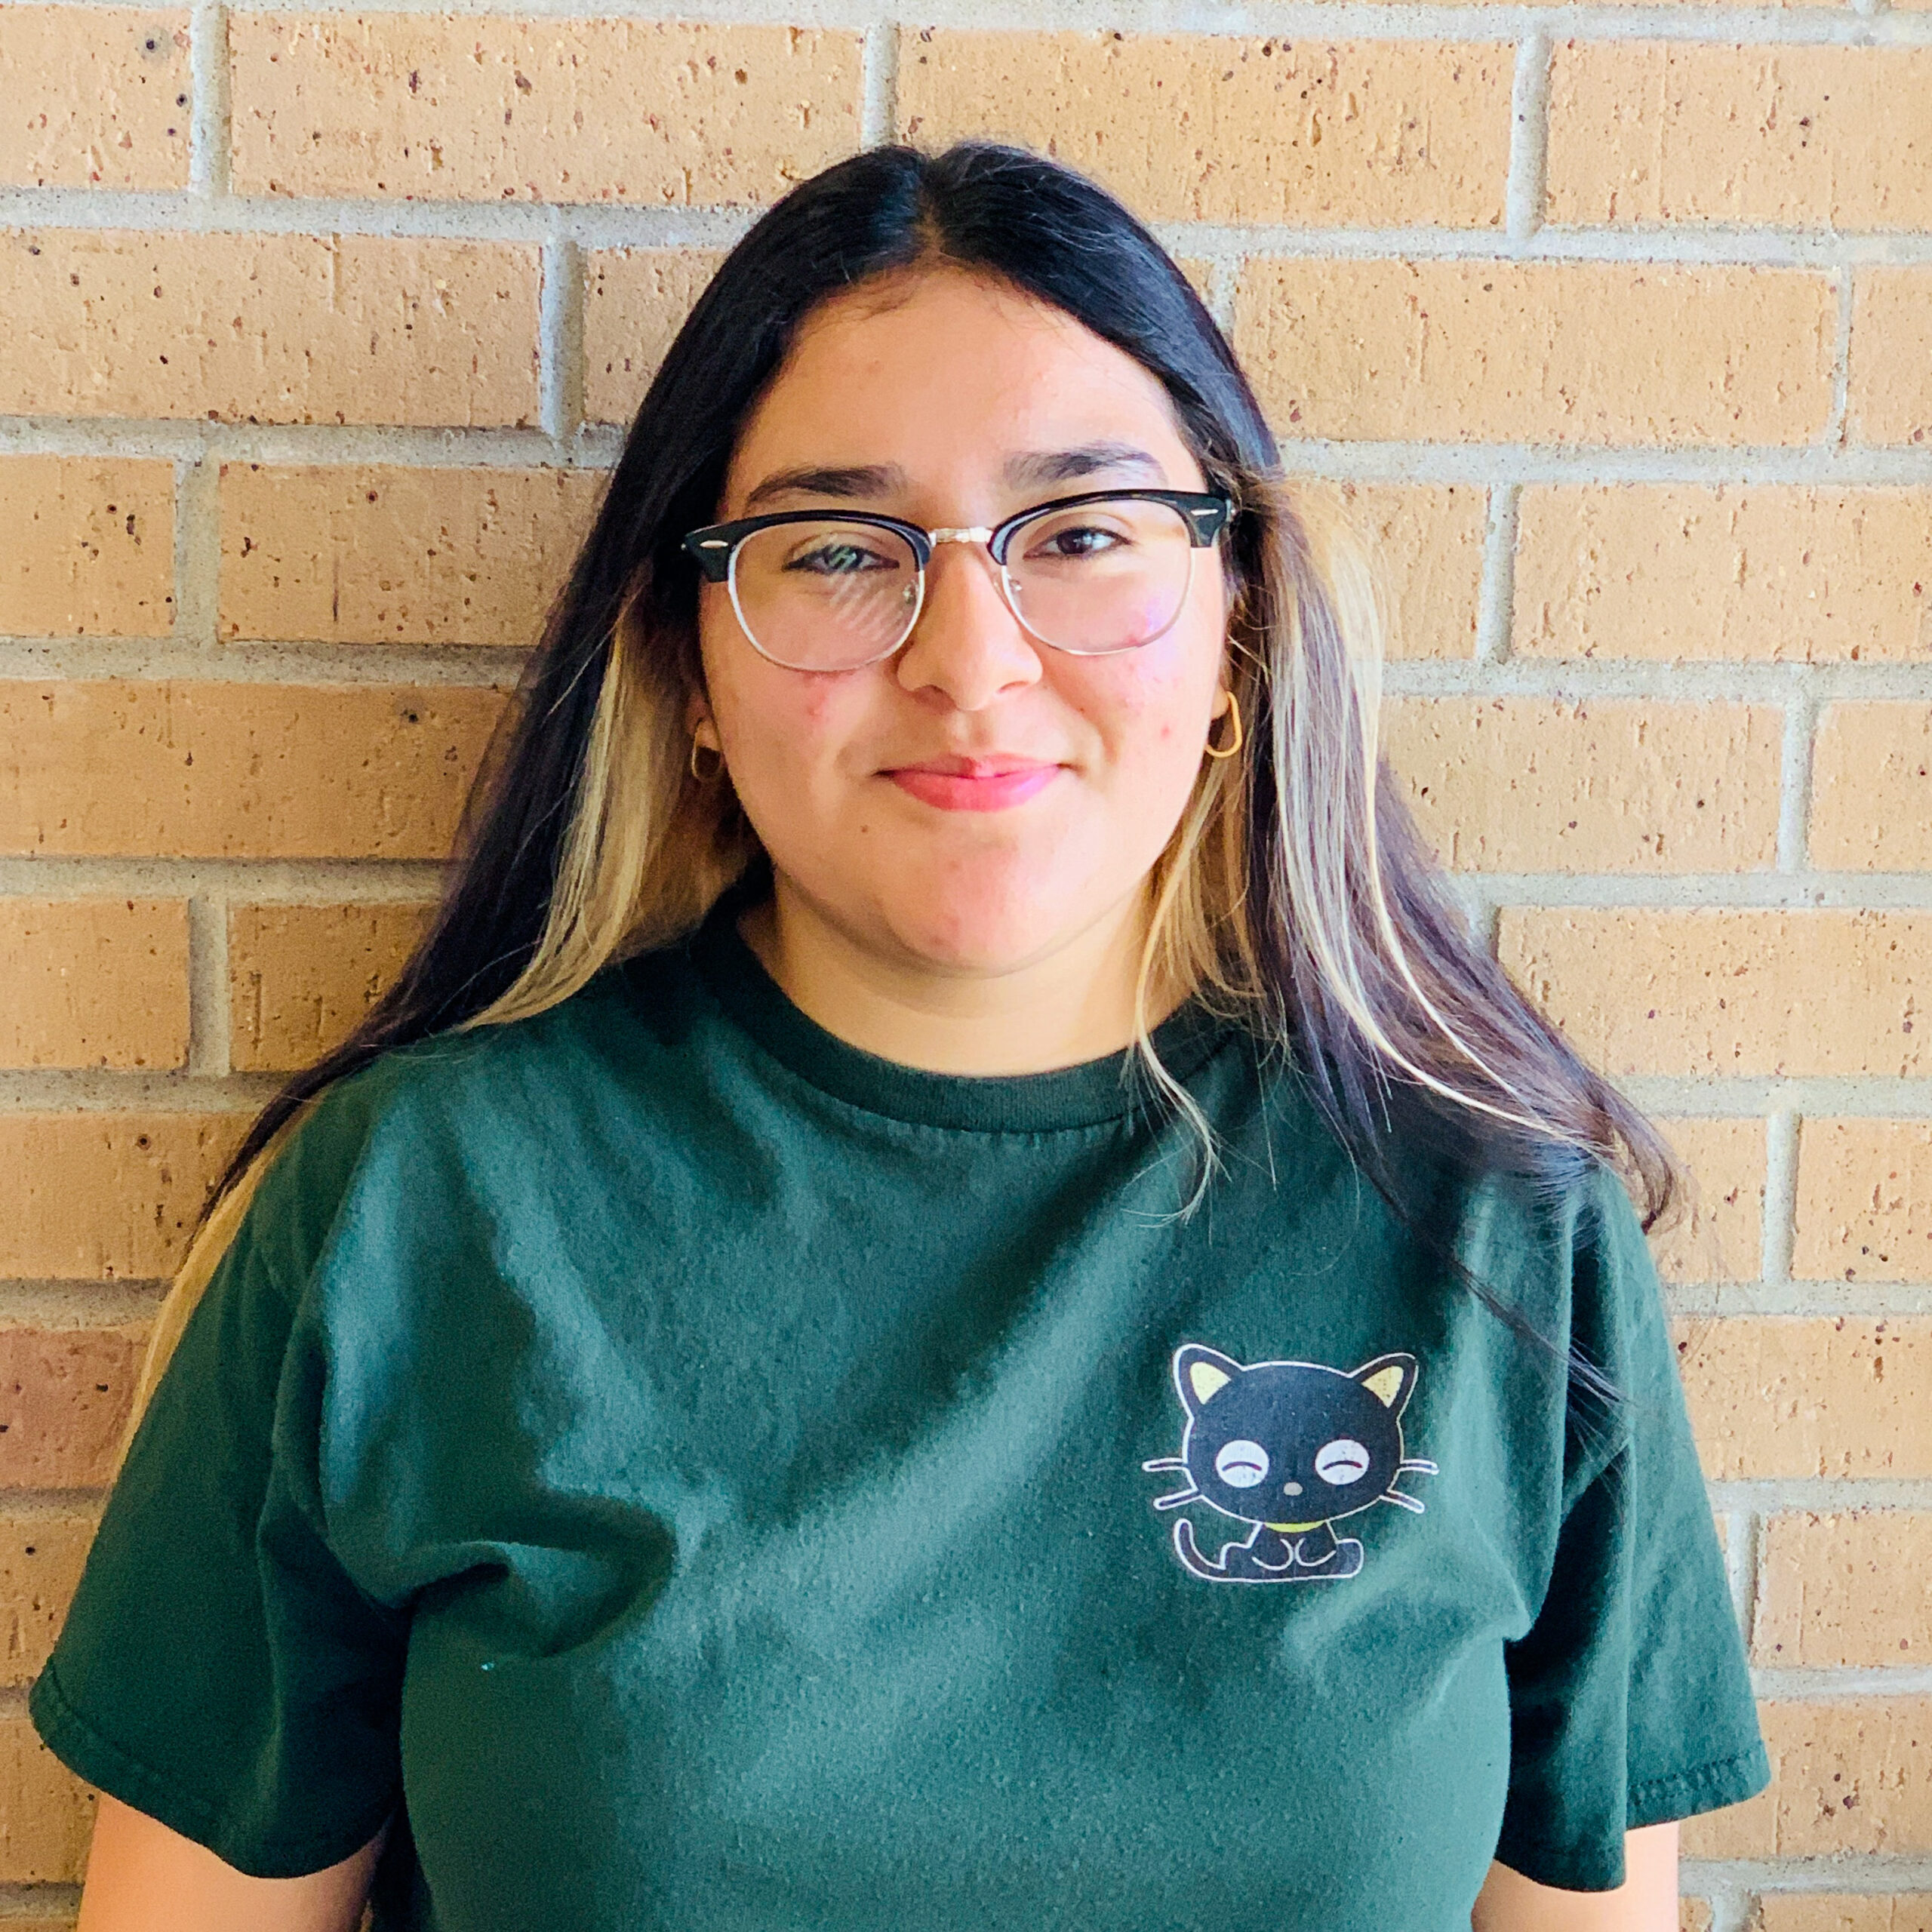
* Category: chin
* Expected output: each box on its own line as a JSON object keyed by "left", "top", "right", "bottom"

{"left": 875, "top": 870, "right": 1108, "bottom": 977}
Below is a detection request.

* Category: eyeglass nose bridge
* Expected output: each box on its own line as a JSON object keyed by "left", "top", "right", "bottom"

{"left": 928, "top": 527, "right": 994, "bottom": 547}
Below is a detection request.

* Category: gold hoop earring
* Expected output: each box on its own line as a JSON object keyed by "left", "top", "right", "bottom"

{"left": 1203, "top": 690, "right": 1244, "bottom": 761}
{"left": 689, "top": 737, "right": 724, "bottom": 783}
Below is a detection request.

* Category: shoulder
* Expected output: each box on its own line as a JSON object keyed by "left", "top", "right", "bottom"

{"left": 241, "top": 958, "right": 691, "bottom": 1278}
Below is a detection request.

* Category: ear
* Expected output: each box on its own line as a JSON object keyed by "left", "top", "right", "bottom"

{"left": 1173, "top": 1343, "right": 1244, "bottom": 1417}
{"left": 1352, "top": 1352, "right": 1418, "bottom": 1417}
{"left": 684, "top": 689, "right": 718, "bottom": 751}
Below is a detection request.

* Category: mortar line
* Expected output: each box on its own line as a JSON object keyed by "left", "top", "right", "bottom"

{"left": 173, "top": 449, "right": 222, "bottom": 653}
{"left": 1687, "top": 1854, "right": 1932, "bottom": 1890}
{"left": 0, "top": 1883, "right": 85, "bottom": 1917}
{"left": 1828, "top": 266, "right": 1858, "bottom": 448}
{"left": 188, "top": 0, "right": 232, "bottom": 200}
{"left": 26, "top": 0, "right": 1932, "bottom": 42}
{"left": 14, "top": 186, "right": 1932, "bottom": 267}
{"left": 1762, "top": 1108, "right": 1801, "bottom": 1288}
{"left": 0, "top": 640, "right": 532, "bottom": 685}
{"left": 860, "top": 19, "right": 898, "bottom": 148}
{"left": 0, "top": 858, "right": 451, "bottom": 898}
{"left": 185, "top": 894, "right": 232, "bottom": 1079}
{"left": 1505, "top": 31, "right": 1551, "bottom": 244}
{"left": 1668, "top": 1281, "right": 1932, "bottom": 1317}
{"left": 8, "top": 417, "right": 1932, "bottom": 487}
{"left": 1204, "top": 257, "right": 1239, "bottom": 337}
{"left": 1473, "top": 481, "right": 1520, "bottom": 664}
{"left": 1383, "top": 660, "right": 1932, "bottom": 702}
{"left": 1722, "top": 1503, "right": 1756, "bottom": 1648}
{"left": 1774, "top": 687, "right": 1821, "bottom": 875}
{"left": 1739, "top": 1507, "right": 1765, "bottom": 1666}
{"left": 539, "top": 229, "right": 584, "bottom": 448}
{"left": 0, "top": 1281, "right": 171, "bottom": 1327}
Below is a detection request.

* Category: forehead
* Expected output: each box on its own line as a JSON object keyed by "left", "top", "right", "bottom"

{"left": 718, "top": 266, "right": 1203, "bottom": 503}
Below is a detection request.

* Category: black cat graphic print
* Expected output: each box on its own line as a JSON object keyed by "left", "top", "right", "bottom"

{"left": 1143, "top": 1344, "right": 1438, "bottom": 1583}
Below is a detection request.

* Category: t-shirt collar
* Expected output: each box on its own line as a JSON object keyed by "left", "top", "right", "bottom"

{"left": 682, "top": 885, "right": 1231, "bottom": 1134}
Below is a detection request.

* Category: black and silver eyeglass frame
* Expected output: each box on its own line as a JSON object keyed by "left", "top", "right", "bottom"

{"left": 681, "top": 488, "right": 1235, "bottom": 668}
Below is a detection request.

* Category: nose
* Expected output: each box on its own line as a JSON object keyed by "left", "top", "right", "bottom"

{"left": 893, "top": 539, "right": 1043, "bottom": 711}
{"left": 1282, "top": 1481, "right": 1303, "bottom": 1496}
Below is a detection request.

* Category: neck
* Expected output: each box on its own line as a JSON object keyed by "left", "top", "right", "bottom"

{"left": 738, "top": 882, "right": 1177, "bottom": 1075}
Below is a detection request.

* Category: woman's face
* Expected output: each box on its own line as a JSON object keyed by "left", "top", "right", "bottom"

{"left": 694, "top": 265, "right": 1232, "bottom": 981}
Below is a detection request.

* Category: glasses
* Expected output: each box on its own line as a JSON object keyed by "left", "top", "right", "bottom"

{"left": 682, "top": 488, "right": 1233, "bottom": 672}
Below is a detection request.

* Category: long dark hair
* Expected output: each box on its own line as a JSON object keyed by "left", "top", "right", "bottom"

{"left": 171, "top": 141, "right": 1673, "bottom": 1409}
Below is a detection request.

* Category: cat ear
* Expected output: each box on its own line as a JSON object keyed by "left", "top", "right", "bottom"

{"left": 1352, "top": 1352, "right": 1418, "bottom": 1417}
{"left": 1173, "top": 1343, "right": 1244, "bottom": 1415}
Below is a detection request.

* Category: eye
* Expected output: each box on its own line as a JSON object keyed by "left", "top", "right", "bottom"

{"left": 1026, "top": 521, "right": 1129, "bottom": 561}
{"left": 1314, "top": 1438, "right": 1371, "bottom": 1485}
{"left": 782, "top": 537, "right": 898, "bottom": 577}
{"left": 1213, "top": 1440, "right": 1269, "bottom": 1488}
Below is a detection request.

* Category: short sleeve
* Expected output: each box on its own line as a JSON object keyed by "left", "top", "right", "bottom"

{"left": 1492, "top": 1167, "right": 1769, "bottom": 1892}
{"left": 29, "top": 1118, "right": 408, "bottom": 1878}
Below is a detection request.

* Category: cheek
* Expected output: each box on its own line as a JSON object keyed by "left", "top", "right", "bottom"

{"left": 1060, "top": 637, "right": 1219, "bottom": 780}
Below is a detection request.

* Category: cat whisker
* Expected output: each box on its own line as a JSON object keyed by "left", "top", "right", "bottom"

{"left": 1141, "top": 1457, "right": 1188, "bottom": 1473}
{"left": 1398, "top": 1460, "right": 1439, "bottom": 1475}
{"left": 1152, "top": 1489, "right": 1201, "bottom": 1511}
{"left": 1380, "top": 1491, "right": 1426, "bottom": 1513}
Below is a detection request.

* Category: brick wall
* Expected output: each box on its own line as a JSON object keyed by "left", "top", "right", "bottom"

{"left": 0, "top": 0, "right": 1926, "bottom": 1922}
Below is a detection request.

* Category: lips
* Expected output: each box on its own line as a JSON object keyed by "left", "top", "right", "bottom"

{"left": 884, "top": 756, "right": 1063, "bottom": 813}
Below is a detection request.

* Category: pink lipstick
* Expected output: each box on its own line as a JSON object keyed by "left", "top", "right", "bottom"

{"left": 886, "top": 758, "right": 1063, "bottom": 812}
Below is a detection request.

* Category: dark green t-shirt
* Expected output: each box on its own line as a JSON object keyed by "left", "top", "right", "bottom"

{"left": 33, "top": 902, "right": 1767, "bottom": 1930}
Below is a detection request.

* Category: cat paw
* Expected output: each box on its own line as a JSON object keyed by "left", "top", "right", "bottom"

{"left": 1319, "top": 1537, "right": 1365, "bottom": 1580}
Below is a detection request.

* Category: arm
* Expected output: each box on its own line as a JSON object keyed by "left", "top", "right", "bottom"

{"left": 1472, "top": 1822, "right": 1679, "bottom": 1932}
{"left": 75, "top": 1795, "right": 386, "bottom": 1932}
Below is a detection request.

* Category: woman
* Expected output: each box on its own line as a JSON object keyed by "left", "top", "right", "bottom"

{"left": 37, "top": 143, "right": 1766, "bottom": 1932}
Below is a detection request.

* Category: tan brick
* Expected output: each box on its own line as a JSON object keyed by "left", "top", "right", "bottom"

{"left": 0, "top": 230, "right": 540, "bottom": 425}
{"left": 1549, "top": 46, "right": 1932, "bottom": 230}
{"left": 229, "top": 902, "right": 432, "bottom": 1073}
{"left": 1758, "top": 1512, "right": 1932, "bottom": 1668}
{"left": 1687, "top": 1699, "right": 1932, "bottom": 1857}
{"left": 0, "top": 1114, "right": 245, "bottom": 1278}
{"left": 0, "top": 681, "right": 505, "bottom": 860}
{"left": 0, "top": 1713, "right": 93, "bottom": 1883}
{"left": 897, "top": 32, "right": 1512, "bottom": 228}
{"left": 0, "top": 1326, "right": 143, "bottom": 1489}
{"left": 1681, "top": 1903, "right": 1712, "bottom": 1932}
{"left": 219, "top": 464, "right": 604, "bottom": 647}
{"left": 0, "top": 8, "right": 189, "bottom": 189}
{"left": 0, "top": 457, "right": 173, "bottom": 638}
{"left": 1384, "top": 699, "right": 1781, "bottom": 872}
{"left": 231, "top": 17, "right": 861, "bottom": 204}
{"left": 1497, "top": 910, "right": 1929, "bottom": 1078}
{"left": 0, "top": 900, "right": 188, "bottom": 1071}
{"left": 1850, "top": 271, "right": 1932, "bottom": 448}
{"left": 1794, "top": 1120, "right": 1932, "bottom": 1286}
{"left": 1512, "top": 485, "right": 1932, "bottom": 664}
{"left": 1357, "top": 0, "right": 1838, "bottom": 9}
{"left": 0, "top": 1514, "right": 94, "bottom": 1686}
{"left": 1755, "top": 1900, "right": 1932, "bottom": 1932}
{"left": 1234, "top": 259, "right": 1835, "bottom": 446}
{"left": 1654, "top": 1118, "right": 1765, "bottom": 1285}
{"left": 1296, "top": 481, "right": 1485, "bottom": 660}
{"left": 1675, "top": 1318, "right": 1932, "bottom": 1481}
{"left": 1811, "top": 705, "right": 1932, "bottom": 872}
{"left": 582, "top": 248, "right": 721, "bottom": 426}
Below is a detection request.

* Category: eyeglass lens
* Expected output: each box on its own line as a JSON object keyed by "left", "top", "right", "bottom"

{"left": 726, "top": 497, "right": 1198, "bottom": 672}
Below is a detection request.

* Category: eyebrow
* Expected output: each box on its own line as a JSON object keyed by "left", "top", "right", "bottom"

{"left": 736, "top": 442, "right": 1168, "bottom": 514}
